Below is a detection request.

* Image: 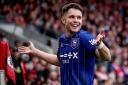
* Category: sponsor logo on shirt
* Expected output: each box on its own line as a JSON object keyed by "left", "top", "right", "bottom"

{"left": 60, "top": 52, "right": 78, "bottom": 59}
{"left": 60, "top": 52, "right": 78, "bottom": 64}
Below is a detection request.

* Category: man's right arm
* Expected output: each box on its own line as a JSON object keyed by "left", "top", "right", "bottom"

{"left": 18, "top": 41, "right": 60, "bottom": 66}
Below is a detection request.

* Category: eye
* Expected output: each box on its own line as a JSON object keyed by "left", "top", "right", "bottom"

{"left": 77, "top": 16, "right": 82, "bottom": 19}
{"left": 69, "top": 15, "right": 75, "bottom": 19}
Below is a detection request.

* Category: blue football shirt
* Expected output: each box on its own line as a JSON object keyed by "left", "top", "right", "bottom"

{"left": 57, "top": 29, "right": 96, "bottom": 85}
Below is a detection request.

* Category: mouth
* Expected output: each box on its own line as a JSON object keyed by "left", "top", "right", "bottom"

{"left": 71, "top": 23, "right": 80, "bottom": 28}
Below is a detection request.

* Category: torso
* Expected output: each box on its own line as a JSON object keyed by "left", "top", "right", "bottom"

{"left": 57, "top": 29, "right": 96, "bottom": 85}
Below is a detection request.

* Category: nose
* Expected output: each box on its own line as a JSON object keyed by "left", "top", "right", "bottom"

{"left": 73, "top": 17, "right": 79, "bottom": 23}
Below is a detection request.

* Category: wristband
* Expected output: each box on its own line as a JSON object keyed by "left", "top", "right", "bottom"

{"left": 96, "top": 42, "right": 104, "bottom": 49}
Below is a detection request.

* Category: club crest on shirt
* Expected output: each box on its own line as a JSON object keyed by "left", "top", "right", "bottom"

{"left": 71, "top": 38, "right": 79, "bottom": 49}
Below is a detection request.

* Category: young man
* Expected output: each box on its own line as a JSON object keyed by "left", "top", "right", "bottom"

{"left": 18, "top": 3, "right": 111, "bottom": 85}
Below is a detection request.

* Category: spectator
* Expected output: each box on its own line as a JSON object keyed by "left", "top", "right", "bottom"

{"left": 47, "top": 70, "right": 60, "bottom": 85}
{"left": 11, "top": 47, "right": 27, "bottom": 85}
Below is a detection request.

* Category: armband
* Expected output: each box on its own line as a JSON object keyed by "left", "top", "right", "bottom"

{"left": 96, "top": 42, "right": 104, "bottom": 49}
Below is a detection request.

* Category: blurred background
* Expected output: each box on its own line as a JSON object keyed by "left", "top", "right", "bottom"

{"left": 0, "top": 0, "right": 128, "bottom": 85}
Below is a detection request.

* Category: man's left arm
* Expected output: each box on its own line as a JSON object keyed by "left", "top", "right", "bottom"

{"left": 95, "top": 42, "right": 111, "bottom": 61}
{"left": 95, "top": 31, "right": 111, "bottom": 61}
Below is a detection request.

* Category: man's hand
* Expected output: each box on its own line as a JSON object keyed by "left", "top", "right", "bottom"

{"left": 95, "top": 31, "right": 105, "bottom": 46}
{"left": 18, "top": 41, "right": 35, "bottom": 54}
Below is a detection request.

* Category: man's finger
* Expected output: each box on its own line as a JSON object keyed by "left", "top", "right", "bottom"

{"left": 29, "top": 41, "right": 34, "bottom": 47}
{"left": 99, "top": 31, "right": 105, "bottom": 37}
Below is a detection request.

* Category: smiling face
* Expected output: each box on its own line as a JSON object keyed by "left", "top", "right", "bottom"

{"left": 61, "top": 8, "right": 83, "bottom": 37}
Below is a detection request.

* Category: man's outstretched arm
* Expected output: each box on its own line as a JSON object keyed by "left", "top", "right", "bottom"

{"left": 18, "top": 41, "right": 60, "bottom": 66}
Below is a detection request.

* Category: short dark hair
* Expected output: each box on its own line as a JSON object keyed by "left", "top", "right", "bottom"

{"left": 61, "top": 3, "right": 83, "bottom": 16}
{"left": 11, "top": 47, "right": 18, "bottom": 52}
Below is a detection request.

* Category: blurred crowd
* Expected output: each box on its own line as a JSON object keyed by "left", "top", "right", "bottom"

{"left": 0, "top": 0, "right": 128, "bottom": 85}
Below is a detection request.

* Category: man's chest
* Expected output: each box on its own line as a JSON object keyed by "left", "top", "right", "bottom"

{"left": 58, "top": 38, "right": 81, "bottom": 64}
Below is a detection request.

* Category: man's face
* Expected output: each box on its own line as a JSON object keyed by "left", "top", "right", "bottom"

{"left": 62, "top": 8, "right": 82, "bottom": 34}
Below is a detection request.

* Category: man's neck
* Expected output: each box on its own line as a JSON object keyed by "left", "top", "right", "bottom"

{"left": 66, "top": 31, "right": 76, "bottom": 38}
{"left": 66, "top": 31, "right": 72, "bottom": 38}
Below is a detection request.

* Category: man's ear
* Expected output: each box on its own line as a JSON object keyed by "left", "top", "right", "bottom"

{"left": 61, "top": 16, "right": 65, "bottom": 24}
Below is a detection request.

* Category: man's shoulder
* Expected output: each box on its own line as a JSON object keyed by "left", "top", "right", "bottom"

{"left": 58, "top": 34, "right": 66, "bottom": 41}
{"left": 79, "top": 29, "right": 94, "bottom": 38}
